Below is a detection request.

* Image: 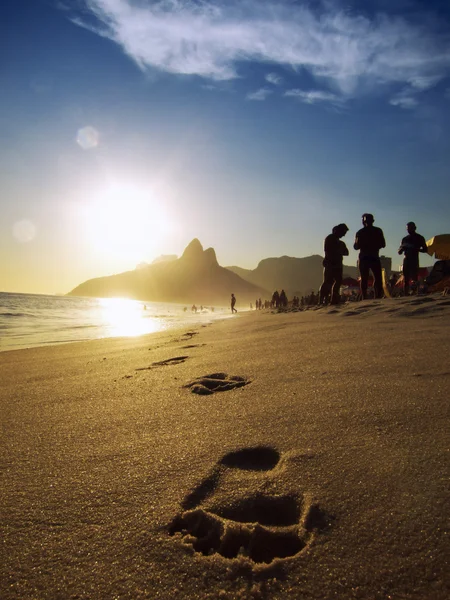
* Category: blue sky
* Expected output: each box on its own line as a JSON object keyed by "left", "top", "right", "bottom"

{"left": 1, "top": 0, "right": 450, "bottom": 294}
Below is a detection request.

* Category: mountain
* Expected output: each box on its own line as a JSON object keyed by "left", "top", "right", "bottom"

{"left": 226, "top": 255, "right": 359, "bottom": 297}
{"left": 151, "top": 254, "right": 177, "bottom": 265}
{"left": 68, "top": 239, "right": 269, "bottom": 305}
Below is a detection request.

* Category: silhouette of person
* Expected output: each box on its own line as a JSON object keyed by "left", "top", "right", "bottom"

{"left": 272, "top": 290, "right": 280, "bottom": 308}
{"left": 398, "top": 221, "right": 427, "bottom": 295}
{"left": 279, "top": 289, "right": 288, "bottom": 308}
{"left": 231, "top": 293, "right": 237, "bottom": 313}
{"left": 354, "top": 214, "right": 386, "bottom": 299}
{"left": 319, "top": 224, "right": 349, "bottom": 305}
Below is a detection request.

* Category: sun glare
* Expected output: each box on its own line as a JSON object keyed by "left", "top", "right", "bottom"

{"left": 99, "top": 298, "right": 164, "bottom": 337}
{"left": 85, "top": 184, "right": 171, "bottom": 261}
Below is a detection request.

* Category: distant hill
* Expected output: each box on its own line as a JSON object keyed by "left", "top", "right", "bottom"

{"left": 68, "top": 239, "right": 269, "bottom": 305}
{"left": 226, "top": 255, "right": 359, "bottom": 297}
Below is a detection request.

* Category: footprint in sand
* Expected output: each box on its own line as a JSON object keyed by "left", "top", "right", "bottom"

{"left": 183, "top": 331, "right": 199, "bottom": 339}
{"left": 169, "top": 447, "right": 326, "bottom": 568}
{"left": 181, "top": 344, "right": 206, "bottom": 349}
{"left": 135, "top": 356, "right": 189, "bottom": 371}
{"left": 184, "top": 373, "right": 250, "bottom": 395}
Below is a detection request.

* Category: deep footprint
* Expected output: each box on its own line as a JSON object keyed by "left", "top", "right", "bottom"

{"left": 184, "top": 373, "right": 250, "bottom": 395}
{"left": 169, "top": 447, "right": 325, "bottom": 567}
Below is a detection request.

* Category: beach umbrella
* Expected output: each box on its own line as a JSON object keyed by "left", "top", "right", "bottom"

{"left": 426, "top": 234, "right": 450, "bottom": 260}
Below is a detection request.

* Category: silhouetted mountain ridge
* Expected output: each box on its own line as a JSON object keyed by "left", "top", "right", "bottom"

{"left": 226, "top": 254, "right": 359, "bottom": 297}
{"left": 68, "top": 239, "right": 268, "bottom": 304}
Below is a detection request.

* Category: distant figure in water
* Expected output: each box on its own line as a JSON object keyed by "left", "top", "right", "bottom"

{"left": 143, "top": 305, "right": 147, "bottom": 310}
{"left": 354, "top": 213, "right": 386, "bottom": 299}
{"left": 319, "top": 223, "right": 349, "bottom": 305}
{"left": 231, "top": 293, "right": 237, "bottom": 313}
{"left": 398, "top": 222, "right": 427, "bottom": 296}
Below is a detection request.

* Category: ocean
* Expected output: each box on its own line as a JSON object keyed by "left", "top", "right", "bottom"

{"left": 0, "top": 292, "right": 231, "bottom": 352}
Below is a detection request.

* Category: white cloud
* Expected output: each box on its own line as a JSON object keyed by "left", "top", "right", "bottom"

{"left": 389, "top": 88, "right": 420, "bottom": 109}
{"left": 284, "top": 89, "right": 342, "bottom": 105}
{"left": 265, "top": 72, "right": 282, "bottom": 86}
{"left": 246, "top": 88, "right": 272, "bottom": 101}
{"left": 390, "top": 96, "right": 418, "bottom": 109}
{"left": 75, "top": 1, "right": 450, "bottom": 102}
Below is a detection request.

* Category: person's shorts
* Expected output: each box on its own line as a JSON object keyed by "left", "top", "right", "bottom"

{"left": 403, "top": 259, "right": 419, "bottom": 282}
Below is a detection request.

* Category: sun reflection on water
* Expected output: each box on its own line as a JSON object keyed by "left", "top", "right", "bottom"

{"left": 98, "top": 298, "right": 164, "bottom": 337}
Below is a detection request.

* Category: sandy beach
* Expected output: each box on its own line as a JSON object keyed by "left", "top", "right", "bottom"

{"left": 1, "top": 295, "right": 449, "bottom": 599}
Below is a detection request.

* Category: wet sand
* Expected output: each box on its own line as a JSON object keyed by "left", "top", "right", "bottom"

{"left": 1, "top": 295, "right": 449, "bottom": 599}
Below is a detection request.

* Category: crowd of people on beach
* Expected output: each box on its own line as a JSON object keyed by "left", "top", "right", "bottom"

{"left": 230, "top": 214, "right": 430, "bottom": 313}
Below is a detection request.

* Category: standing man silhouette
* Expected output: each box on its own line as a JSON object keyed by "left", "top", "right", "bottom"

{"left": 319, "top": 223, "right": 349, "bottom": 305}
{"left": 354, "top": 213, "right": 386, "bottom": 299}
{"left": 398, "top": 222, "right": 427, "bottom": 295}
{"left": 231, "top": 293, "right": 237, "bottom": 313}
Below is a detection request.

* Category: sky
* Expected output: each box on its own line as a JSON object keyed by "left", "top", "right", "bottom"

{"left": 1, "top": 0, "right": 450, "bottom": 295}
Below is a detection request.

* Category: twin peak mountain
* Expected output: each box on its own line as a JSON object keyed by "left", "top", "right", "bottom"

{"left": 68, "top": 238, "right": 358, "bottom": 304}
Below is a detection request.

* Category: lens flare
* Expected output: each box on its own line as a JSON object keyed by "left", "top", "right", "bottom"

{"left": 12, "top": 220, "right": 37, "bottom": 243}
{"left": 77, "top": 126, "right": 99, "bottom": 150}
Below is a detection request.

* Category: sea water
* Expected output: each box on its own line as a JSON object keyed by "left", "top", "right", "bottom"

{"left": 0, "top": 292, "right": 231, "bottom": 352}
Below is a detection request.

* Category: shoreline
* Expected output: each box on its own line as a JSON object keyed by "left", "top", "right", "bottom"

{"left": 1, "top": 295, "right": 449, "bottom": 599}
{"left": 2, "top": 292, "right": 447, "bottom": 356}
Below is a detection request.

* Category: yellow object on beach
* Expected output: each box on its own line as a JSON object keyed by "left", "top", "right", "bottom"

{"left": 381, "top": 268, "right": 392, "bottom": 298}
{"left": 426, "top": 234, "right": 450, "bottom": 260}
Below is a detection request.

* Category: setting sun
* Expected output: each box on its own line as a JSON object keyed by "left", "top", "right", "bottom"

{"left": 83, "top": 184, "right": 171, "bottom": 262}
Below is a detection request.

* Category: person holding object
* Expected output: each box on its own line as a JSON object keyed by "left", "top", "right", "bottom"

{"left": 398, "top": 222, "right": 427, "bottom": 295}
{"left": 319, "top": 223, "right": 349, "bottom": 305}
{"left": 354, "top": 213, "right": 386, "bottom": 299}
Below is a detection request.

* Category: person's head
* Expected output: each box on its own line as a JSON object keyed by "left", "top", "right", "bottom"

{"left": 362, "top": 213, "right": 374, "bottom": 227}
{"left": 406, "top": 221, "right": 416, "bottom": 234}
{"left": 332, "top": 223, "right": 349, "bottom": 238}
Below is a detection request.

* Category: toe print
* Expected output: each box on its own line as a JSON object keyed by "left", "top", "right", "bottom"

{"left": 169, "top": 447, "right": 325, "bottom": 568}
{"left": 220, "top": 447, "right": 280, "bottom": 471}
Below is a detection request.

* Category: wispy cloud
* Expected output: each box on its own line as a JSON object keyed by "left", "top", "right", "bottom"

{"left": 265, "top": 73, "right": 283, "bottom": 86}
{"left": 284, "top": 89, "right": 342, "bottom": 105}
{"left": 246, "top": 88, "right": 272, "bottom": 101}
{"left": 74, "top": 0, "right": 450, "bottom": 104}
{"left": 389, "top": 90, "right": 419, "bottom": 109}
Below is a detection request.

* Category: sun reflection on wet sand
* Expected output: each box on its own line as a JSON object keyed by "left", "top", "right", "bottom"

{"left": 98, "top": 298, "right": 164, "bottom": 337}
